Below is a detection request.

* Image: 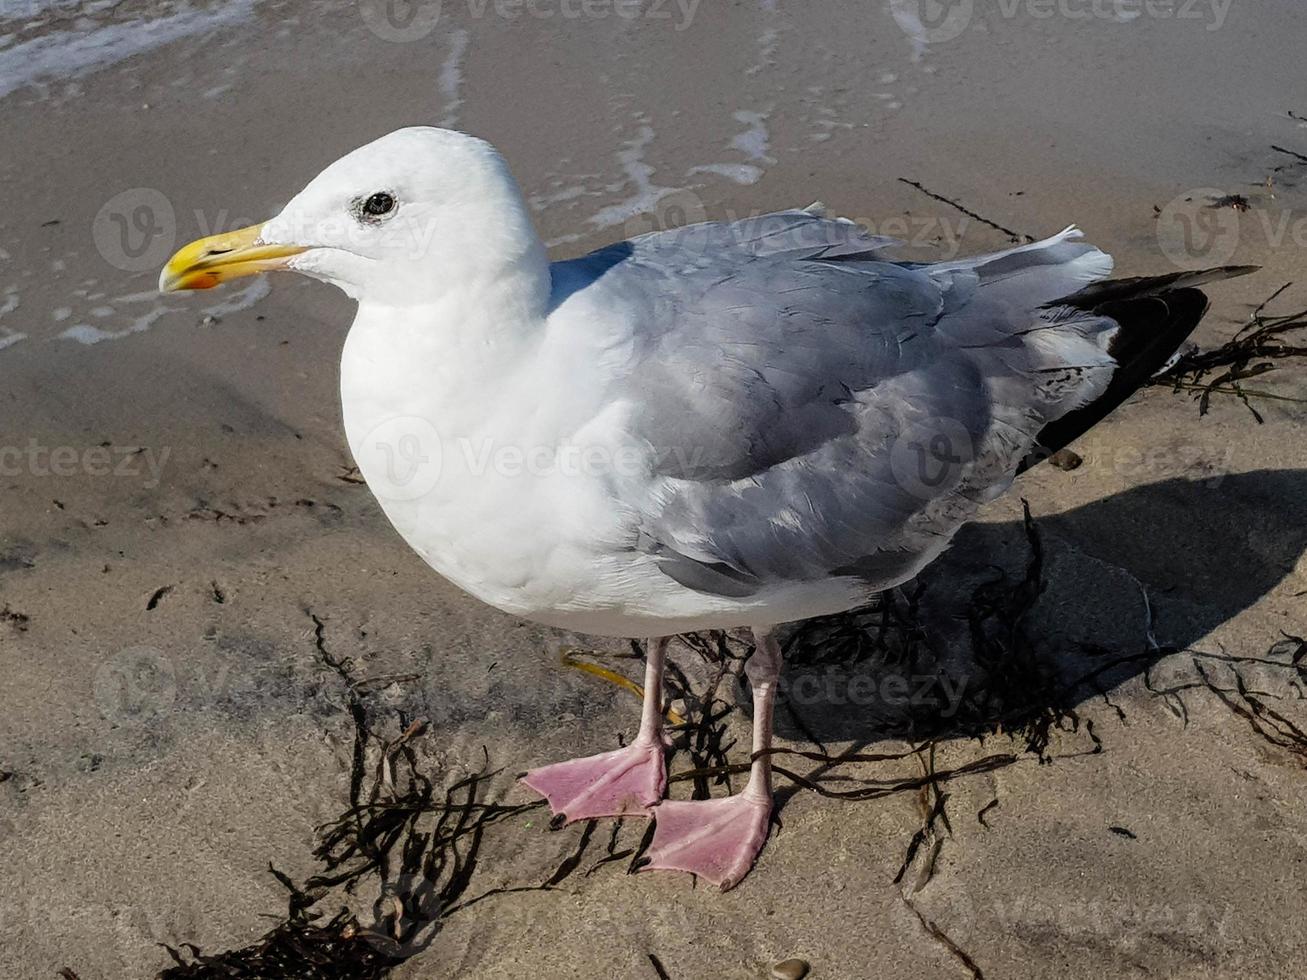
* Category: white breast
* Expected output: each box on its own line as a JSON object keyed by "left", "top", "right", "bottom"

{"left": 340, "top": 305, "right": 611, "bottom": 606}
{"left": 338, "top": 304, "right": 878, "bottom": 637}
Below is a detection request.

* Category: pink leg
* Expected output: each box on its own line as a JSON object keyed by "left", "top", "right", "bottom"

{"left": 643, "top": 628, "right": 781, "bottom": 891}
{"left": 521, "top": 638, "right": 669, "bottom": 823}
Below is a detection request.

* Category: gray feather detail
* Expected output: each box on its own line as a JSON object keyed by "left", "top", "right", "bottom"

{"left": 636, "top": 532, "right": 762, "bottom": 598}
{"left": 555, "top": 218, "right": 1121, "bottom": 598}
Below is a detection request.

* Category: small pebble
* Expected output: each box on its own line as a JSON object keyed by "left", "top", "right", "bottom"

{"left": 771, "top": 958, "right": 810, "bottom": 980}
{"left": 1048, "top": 448, "right": 1083, "bottom": 471}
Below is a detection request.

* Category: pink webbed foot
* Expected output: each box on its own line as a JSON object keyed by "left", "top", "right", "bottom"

{"left": 520, "top": 737, "right": 666, "bottom": 824}
{"left": 643, "top": 791, "right": 773, "bottom": 890}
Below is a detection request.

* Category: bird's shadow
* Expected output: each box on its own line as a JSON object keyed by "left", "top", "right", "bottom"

{"left": 764, "top": 468, "right": 1307, "bottom": 754}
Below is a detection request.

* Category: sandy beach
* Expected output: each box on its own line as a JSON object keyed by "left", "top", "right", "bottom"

{"left": 2, "top": 2, "right": 1306, "bottom": 977}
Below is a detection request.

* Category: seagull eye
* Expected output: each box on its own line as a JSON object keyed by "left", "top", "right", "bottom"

{"left": 360, "top": 192, "right": 396, "bottom": 219}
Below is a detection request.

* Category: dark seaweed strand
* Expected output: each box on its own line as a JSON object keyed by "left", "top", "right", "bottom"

{"left": 1153, "top": 283, "right": 1307, "bottom": 421}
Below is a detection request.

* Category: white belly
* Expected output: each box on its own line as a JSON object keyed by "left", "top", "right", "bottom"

{"left": 338, "top": 312, "right": 880, "bottom": 637}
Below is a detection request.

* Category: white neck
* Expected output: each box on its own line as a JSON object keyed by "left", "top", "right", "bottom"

{"left": 343, "top": 279, "right": 549, "bottom": 447}
{"left": 345, "top": 173, "right": 555, "bottom": 384}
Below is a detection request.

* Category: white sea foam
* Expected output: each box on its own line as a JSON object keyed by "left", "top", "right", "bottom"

{"left": 888, "top": 0, "right": 931, "bottom": 61}
{"left": 57, "top": 278, "right": 270, "bottom": 345}
{"left": 0, "top": 1, "right": 255, "bottom": 100}
{"left": 0, "top": 286, "right": 23, "bottom": 351}
{"left": 437, "top": 28, "right": 471, "bottom": 129}
{"left": 60, "top": 309, "right": 168, "bottom": 346}
{"left": 746, "top": 27, "right": 780, "bottom": 77}
{"left": 529, "top": 184, "right": 598, "bottom": 210}
{"left": 196, "top": 277, "right": 270, "bottom": 318}
{"left": 731, "top": 110, "right": 775, "bottom": 164}
{"left": 687, "top": 163, "right": 764, "bottom": 186}
{"left": 587, "top": 123, "right": 673, "bottom": 230}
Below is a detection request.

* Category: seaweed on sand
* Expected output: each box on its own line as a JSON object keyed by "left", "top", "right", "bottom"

{"left": 156, "top": 724, "right": 539, "bottom": 979}
{"left": 664, "top": 631, "right": 752, "bottom": 798}
{"left": 1188, "top": 634, "right": 1307, "bottom": 765}
{"left": 154, "top": 620, "right": 543, "bottom": 979}
{"left": 776, "top": 503, "right": 1090, "bottom": 758}
{"left": 147, "top": 504, "right": 1304, "bottom": 978}
{"left": 1153, "top": 283, "right": 1307, "bottom": 421}
{"left": 956, "top": 504, "right": 1100, "bottom": 759}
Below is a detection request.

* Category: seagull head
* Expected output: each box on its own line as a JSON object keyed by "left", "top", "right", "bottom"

{"left": 159, "top": 127, "right": 546, "bottom": 305}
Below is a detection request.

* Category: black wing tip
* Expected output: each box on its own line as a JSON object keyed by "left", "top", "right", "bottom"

{"left": 1023, "top": 279, "right": 1221, "bottom": 470}
{"left": 1049, "top": 264, "right": 1259, "bottom": 310}
{"left": 1099, "top": 287, "right": 1208, "bottom": 363}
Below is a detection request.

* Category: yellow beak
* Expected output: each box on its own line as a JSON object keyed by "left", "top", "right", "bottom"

{"left": 159, "top": 223, "right": 307, "bottom": 292}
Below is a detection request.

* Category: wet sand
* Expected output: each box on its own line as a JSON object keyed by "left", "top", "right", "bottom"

{"left": 2, "top": 2, "right": 1306, "bottom": 977}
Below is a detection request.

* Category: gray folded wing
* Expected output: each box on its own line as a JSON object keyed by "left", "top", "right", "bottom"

{"left": 553, "top": 214, "right": 1118, "bottom": 596}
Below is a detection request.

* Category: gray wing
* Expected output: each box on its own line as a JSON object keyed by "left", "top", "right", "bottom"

{"left": 553, "top": 214, "right": 1118, "bottom": 597}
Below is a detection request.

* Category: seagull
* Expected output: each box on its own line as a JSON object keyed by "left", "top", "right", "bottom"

{"left": 161, "top": 127, "right": 1251, "bottom": 890}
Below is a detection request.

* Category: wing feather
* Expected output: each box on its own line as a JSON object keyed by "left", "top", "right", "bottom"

{"left": 553, "top": 216, "right": 1120, "bottom": 596}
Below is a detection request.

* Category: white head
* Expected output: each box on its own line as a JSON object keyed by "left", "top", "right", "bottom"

{"left": 160, "top": 127, "right": 548, "bottom": 308}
